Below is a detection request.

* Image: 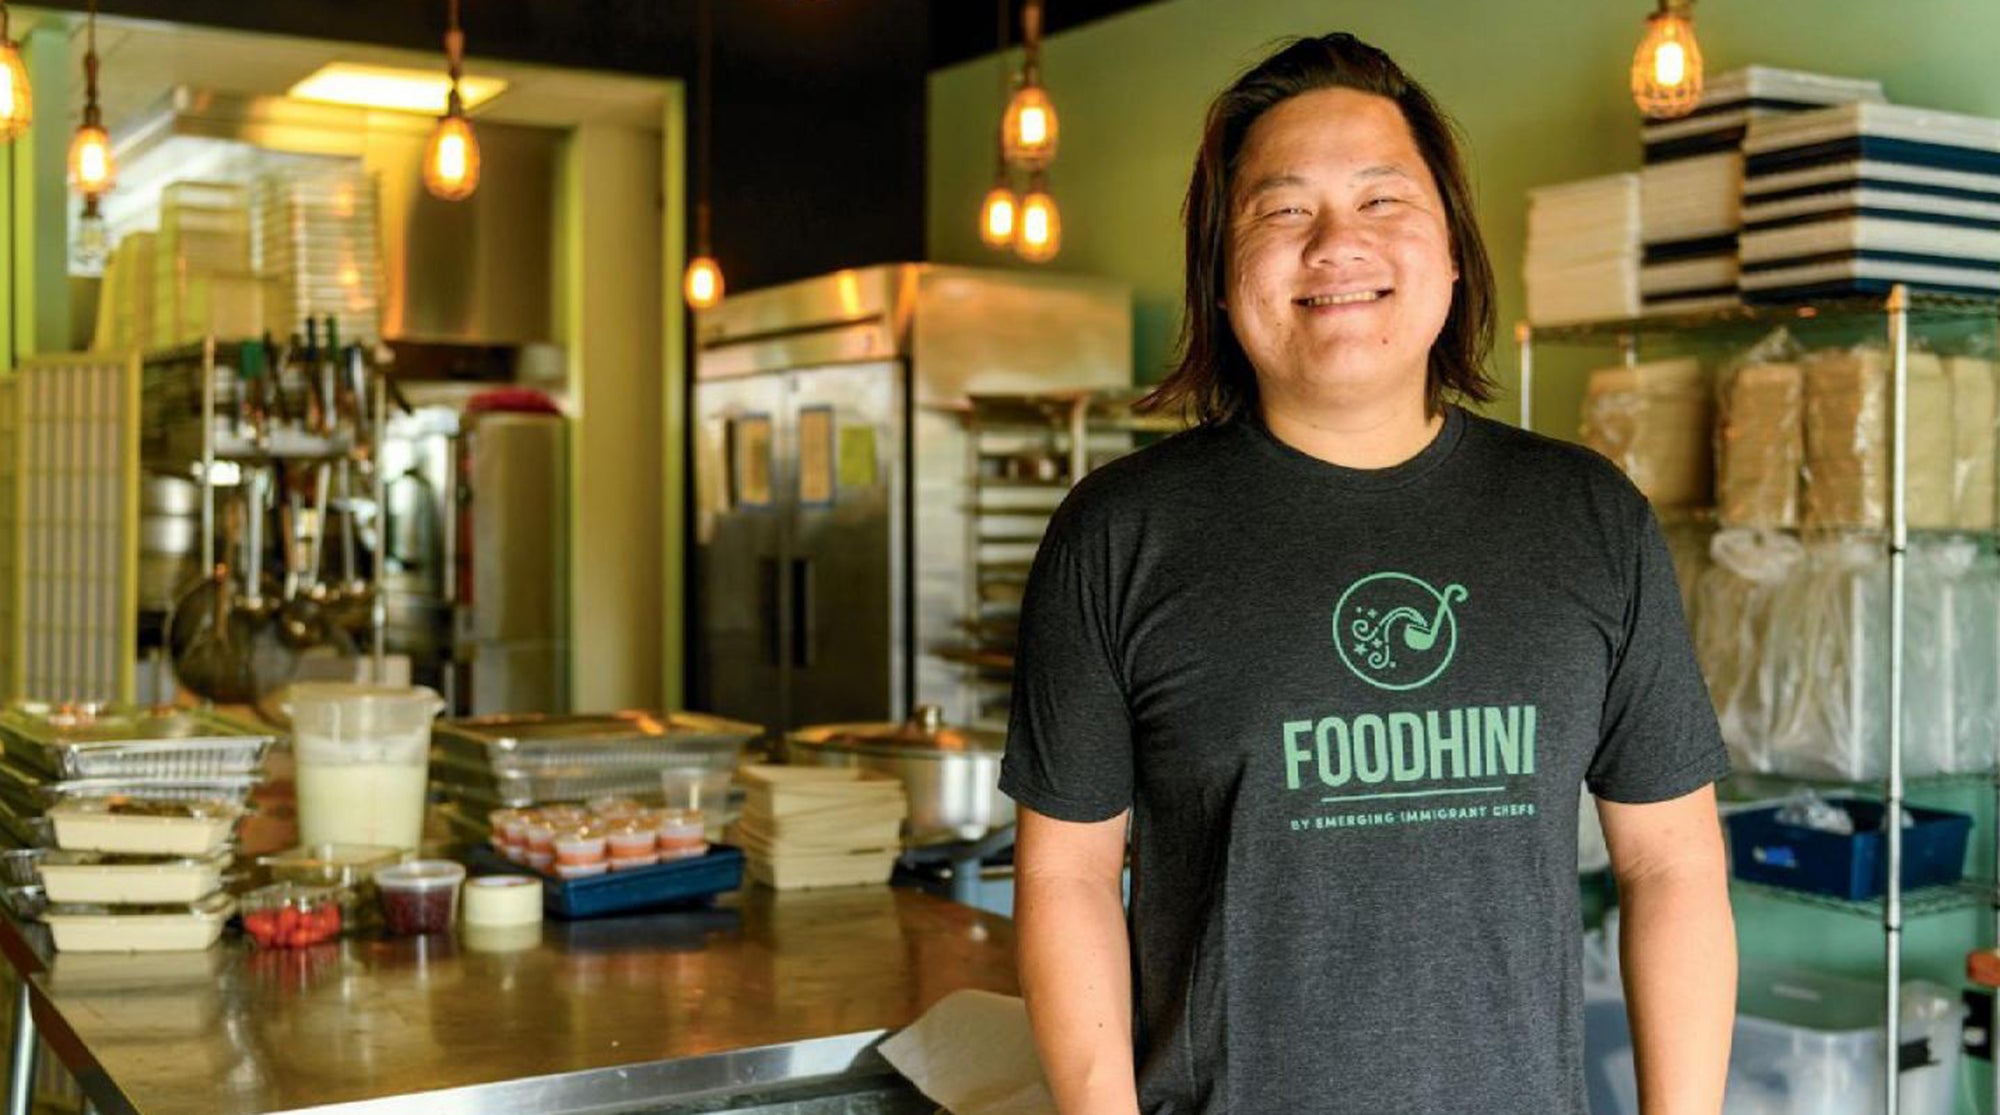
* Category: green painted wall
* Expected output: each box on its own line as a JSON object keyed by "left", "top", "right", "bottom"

{"left": 931, "top": 1, "right": 2000, "bottom": 1108}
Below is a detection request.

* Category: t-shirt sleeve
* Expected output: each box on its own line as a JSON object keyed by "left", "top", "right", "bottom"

{"left": 1586, "top": 502, "right": 1733, "bottom": 803}
{"left": 999, "top": 527, "right": 1136, "bottom": 823}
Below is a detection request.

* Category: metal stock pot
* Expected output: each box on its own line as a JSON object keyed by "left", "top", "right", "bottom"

{"left": 783, "top": 706, "right": 1012, "bottom": 846}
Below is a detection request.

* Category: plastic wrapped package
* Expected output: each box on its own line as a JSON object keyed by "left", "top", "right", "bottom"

{"left": 1798, "top": 345, "right": 1952, "bottom": 530}
{"left": 1581, "top": 357, "right": 1712, "bottom": 508}
{"left": 1716, "top": 331, "right": 1803, "bottom": 528}
{"left": 1694, "top": 529, "right": 1804, "bottom": 770}
{"left": 1760, "top": 538, "right": 1955, "bottom": 781}
{"left": 1946, "top": 353, "right": 1997, "bottom": 530}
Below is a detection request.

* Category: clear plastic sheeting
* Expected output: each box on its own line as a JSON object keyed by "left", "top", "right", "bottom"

{"left": 1716, "top": 330, "right": 1804, "bottom": 529}
{"left": 1695, "top": 529, "right": 1805, "bottom": 767}
{"left": 1744, "top": 537, "right": 1993, "bottom": 782}
{"left": 1581, "top": 357, "right": 1712, "bottom": 509}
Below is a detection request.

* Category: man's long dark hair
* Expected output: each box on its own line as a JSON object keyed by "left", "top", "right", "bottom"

{"left": 1138, "top": 33, "right": 1498, "bottom": 425}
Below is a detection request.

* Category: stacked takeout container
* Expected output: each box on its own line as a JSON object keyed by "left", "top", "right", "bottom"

{"left": 729, "top": 764, "right": 908, "bottom": 891}
{"left": 1524, "top": 173, "right": 1642, "bottom": 326}
{"left": 1741, "top": 102, "right": 2000, "bottom": 301}
{"left": 1640, "top": 66, "right": 1884, "bottom": 315}
{"left": 0, "top": 704, "right": 273, "bottom": 950}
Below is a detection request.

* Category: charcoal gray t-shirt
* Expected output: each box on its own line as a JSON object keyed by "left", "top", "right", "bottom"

{"left": 1000, "top": 403, "right": 1729, "bottom": 1115}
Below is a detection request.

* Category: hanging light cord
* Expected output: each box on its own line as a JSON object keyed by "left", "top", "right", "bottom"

{"left": 445, "top": 0, "right": 464, "bottom": 113}
{"left": 1021, "top": 0, "right": 1043, "bottom": 88}
{"left": 82, "top": 0, "right": 99, "bottom": 127}
{"left": 695, "top": 0, "right": 713, "bottom": 255}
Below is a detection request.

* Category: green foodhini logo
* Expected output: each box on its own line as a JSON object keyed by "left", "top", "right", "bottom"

{"left": 1333, "top": 572, "right": 1468, "bottom": 691}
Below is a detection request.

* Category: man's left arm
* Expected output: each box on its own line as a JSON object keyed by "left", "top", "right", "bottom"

{"left": 1598, "top": 782, "right": 1735, "bottom": 1115}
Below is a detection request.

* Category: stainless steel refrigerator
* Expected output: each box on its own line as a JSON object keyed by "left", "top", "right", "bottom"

{"left": 692, "top": 264, "right": 1131, "bottom": 733}
{"left": 380, "top": 391, "right": 569, "bottom": 716}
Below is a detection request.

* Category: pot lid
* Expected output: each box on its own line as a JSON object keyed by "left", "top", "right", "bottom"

{"left": 791, "top": 705, "right": 1004, "bottom": 755}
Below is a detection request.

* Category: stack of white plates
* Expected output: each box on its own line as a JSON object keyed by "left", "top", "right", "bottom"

{"left": 1641, "top": 67, "right": 1884, "bottom": 314}
{"left": 1741, "top": 102, "right": 2000, "bottom": 300}
{"left": 1524, "top": 173, "right": 1640, "bottom": 326}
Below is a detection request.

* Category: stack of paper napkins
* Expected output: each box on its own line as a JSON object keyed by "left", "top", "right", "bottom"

{"left": 1742, "top": 102, "right": 2000, "bottom": 300}
{"left": 1524, "top": 173, "right": 1640, "bottom": 326}
{"left": 730, "top": 764, "right": 908, "bottom": 890}
{"left": 1641, "top": 67, "right": 1884, "bottom": 314}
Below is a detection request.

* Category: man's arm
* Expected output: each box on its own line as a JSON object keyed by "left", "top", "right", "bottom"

{"left": 1598, "top": 782, "right": 1735, "bottom": 1115}
{"left": 1015, "top": 804, "right": 1140, "bottom": 1115}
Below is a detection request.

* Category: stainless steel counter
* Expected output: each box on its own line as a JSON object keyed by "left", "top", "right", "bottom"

{"left": 8, "top": 886, "right": 1018, "bottom": 1115}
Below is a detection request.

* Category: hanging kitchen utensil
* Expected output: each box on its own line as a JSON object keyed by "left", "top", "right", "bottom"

{"left": 172, "top": 494, "right": 256, "bottom": 704}
{"left": 234, "top": 468, "right": 280, "bottom": 624}
{"left": 329, "top": 458, "right": 376, "bottom": 633}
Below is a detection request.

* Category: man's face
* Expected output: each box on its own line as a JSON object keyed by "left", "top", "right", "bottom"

{"left": 1224, "top": 87, "right": 1457, "bottom": 409}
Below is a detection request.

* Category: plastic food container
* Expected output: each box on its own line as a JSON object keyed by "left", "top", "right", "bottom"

{"left": 553, "top": 861, "right": 608, "bottom": 880}
{"left": 375, "top": 860, "right": 464, "bottom": 935}
{"left": 240, "top": 883, "right": 343, "bottom": 948}
{"left": 553, "top": 828, "right": 606, "bottom": 866}
{"left": 257, "top": 843, "right": 403, "bottom": 932}
{"left": 43, "top": 893, "right": 234, "bottom": 952}
{"left": 287, "top": 683, "right": 443, "bottom": 853}
{"left": 657, "top": 809, "right": 707, "bottom": 860}
{"left": 38, "top": 849, "right": 230, "bottom": 906}
{"left": 605, "top": 825, "right": 654, "bottom": 860}
{"left": 47, "top": 798, "right": 241, "bottom": 856}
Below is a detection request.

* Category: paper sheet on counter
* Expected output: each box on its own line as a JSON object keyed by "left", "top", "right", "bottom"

{"left": 880, "top": 990, "right": 1057, "bottom": 1115}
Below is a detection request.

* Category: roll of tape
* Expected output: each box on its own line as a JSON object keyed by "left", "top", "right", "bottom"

{"left": 462, "top": 874, "right": 544, "bottom": 928}
{"left": 464, "top": 922, "right": 541, "bottom": 953}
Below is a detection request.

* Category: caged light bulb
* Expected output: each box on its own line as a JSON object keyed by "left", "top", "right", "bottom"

{"left": 979, "top": 183, "right": 1018, "bottom": 248}
{"left": 0, "top": 36, "right": 30, "bottom": 140}
{"left": 423, "top": 105, "right": 481, "bottom": 201}
{"left": 1016, "top": 185, "right": 1061, "bottom": 263}
{"left": 1631, "top": 1, "right": 1704, "bottom": 120}
{"left": 684, "top": 256, "right": 725, "bottom": 310}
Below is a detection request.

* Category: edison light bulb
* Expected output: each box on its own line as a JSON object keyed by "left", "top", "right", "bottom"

{"left": 1631, "top": 4, "right": 1703, "bottom": 120}
{"left": 684, "top": 256, "right": 724, "bottom": 310}
{"left": 1002, "top": 84, "right": 1059, "bottom": 171}
{"left": 424, "top": 112, "right": 481, "bottom": 201}
{"left": 0, "top": 40, "right": 30, "bottom": 140}
{"left": 1017, "top": 187, "right": 1060, "bottom": 263}
{"left": 68, "top": 123, "right": 113, "bottom": 195}
{"left": 980, "top": 184, "right": 1018, "bottom": 249}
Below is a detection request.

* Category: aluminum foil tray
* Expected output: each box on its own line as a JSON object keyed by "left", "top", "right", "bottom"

{"left": 0, "top": 759, "right": 260, "bottom": 812}
{"left": 432, "top": 711, "right": 761, "bottom": 776}
{"left": 0, "top": 704, "right": 275, "bottom": 781}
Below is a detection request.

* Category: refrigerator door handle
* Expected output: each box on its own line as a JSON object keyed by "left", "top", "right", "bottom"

{"left": 792, "top": 557, "right": 815, "bottom": 669}
{"left": 761, "top": 557, "right": 783, "bottom": 668}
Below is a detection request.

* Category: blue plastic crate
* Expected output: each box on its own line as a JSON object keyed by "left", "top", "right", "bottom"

{"left": 1726, "top": 798, "right": 1971, "bottom": 901}
{"left": 468, "top": 845, "right": 744, "bottom": 919}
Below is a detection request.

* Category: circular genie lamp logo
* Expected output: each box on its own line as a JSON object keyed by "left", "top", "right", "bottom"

{"left": 1333, "top": 572, "right": 1469, "bottom": 691}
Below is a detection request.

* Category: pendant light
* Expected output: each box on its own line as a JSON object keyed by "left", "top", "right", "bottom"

{"left": 423, "top": 0, "right": 481, "bottom": 201}
{"left": 1017, "top": 171, "right": 1060, "bottom": 263}
{"left": 1631, "top": 0, "right": 1703, "bottom": 120}
{"left": 683, "top": 0, "right": 724, "bottom": 311}
{"left": 977, "top": 0, "right": 1018, "bottom": 249}
{"left": 0, "top": 2, "right": 31, "bottom": 141}
{"left": 73, "top": 193, "right": 108, "bottom": 271}
{"left": 1001, "top": 0, "right": 1058, "bottom": 172}
{"left": 67, "top": 0, "right": 112, "bottom": 197}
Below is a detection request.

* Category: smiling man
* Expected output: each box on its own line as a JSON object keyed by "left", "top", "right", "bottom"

{"left": 1001, "top": 33, "right": 1736, "bottom": 1115}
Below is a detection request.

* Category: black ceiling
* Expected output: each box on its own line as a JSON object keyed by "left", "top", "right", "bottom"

{"left": 34, "top": 0, "right": 1168, "bottom": 77}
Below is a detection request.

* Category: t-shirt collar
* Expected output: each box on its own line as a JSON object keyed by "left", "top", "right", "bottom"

{"left": 1238, "top": 402, "right": 1466, "bottom": 492}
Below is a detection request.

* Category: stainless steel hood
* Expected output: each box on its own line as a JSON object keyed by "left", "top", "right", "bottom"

{"left": 110, "top": 87, "right": 558, "bottom": 347}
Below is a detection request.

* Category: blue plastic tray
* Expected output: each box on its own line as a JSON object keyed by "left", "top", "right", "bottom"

{"left": 1726, "top": 798, "right": 1971, "bottom": 901}
{"left": 467, "top": 845, "right": 744, "bottom": 920}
